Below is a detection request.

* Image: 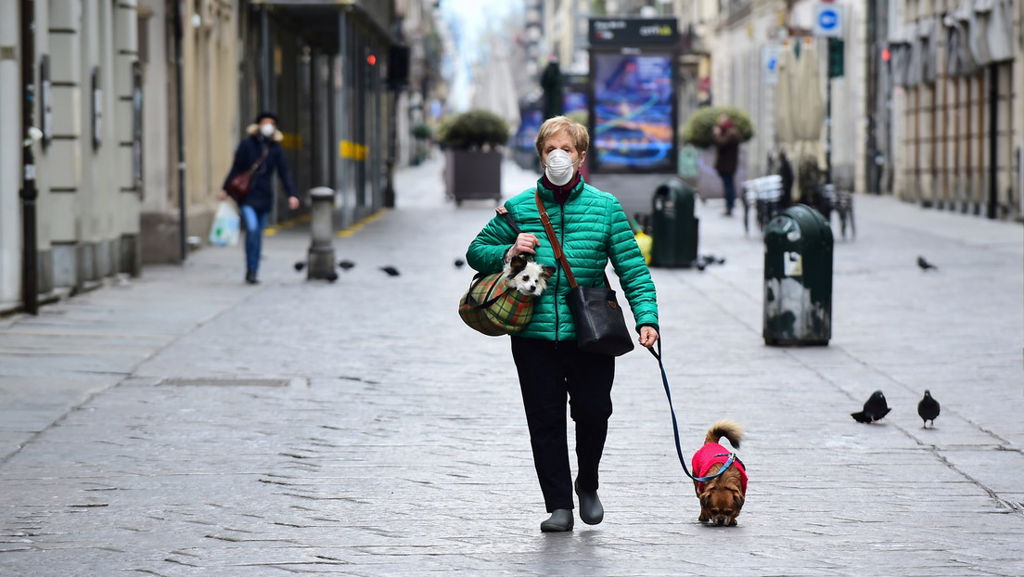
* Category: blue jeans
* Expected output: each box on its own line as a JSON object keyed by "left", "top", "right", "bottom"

{"left": 720, "top": 172, "right": 736, "bottom": 212}
{"left": 241, "top": 204, "right": 270, "bottom": 274}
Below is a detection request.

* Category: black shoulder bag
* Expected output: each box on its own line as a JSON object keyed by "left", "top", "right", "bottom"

{"left": 535, "top": 193, "right": 634, "bottom": 356}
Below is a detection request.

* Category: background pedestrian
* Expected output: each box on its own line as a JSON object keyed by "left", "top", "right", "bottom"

{"left": 713, "top": 113, "right": 741, "bottom": 216}
{"left": 221, "top": 111, "right": 300, "bottom": 284}
{"left": 466, "top": 116, "right": 659, "bottom": 533}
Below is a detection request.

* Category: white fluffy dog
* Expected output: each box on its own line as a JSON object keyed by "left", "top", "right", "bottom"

{"left": 503, "top": 255, "right": 555, "bottom": 297}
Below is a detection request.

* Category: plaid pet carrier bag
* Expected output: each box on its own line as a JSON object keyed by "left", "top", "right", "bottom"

{"left": 459, "top": 207, "right": 533, "bottom": 336}
{"left": 458, "top": 272, "right": 534, "bottom": 336}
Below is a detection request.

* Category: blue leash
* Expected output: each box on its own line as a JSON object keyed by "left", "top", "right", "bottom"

{"left": 647, "top": 339, "right": 737, "bottom": 484}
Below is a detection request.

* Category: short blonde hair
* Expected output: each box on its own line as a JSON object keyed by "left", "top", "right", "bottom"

{"left": 535, "top": 116, "right": 590, "bottom": 157}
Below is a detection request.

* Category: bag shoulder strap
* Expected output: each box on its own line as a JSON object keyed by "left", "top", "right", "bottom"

{"left": 248, "top": 144, "right": 270, "bottom": 174}
{"left": 534, "top": 192, "right": 615, "bottom": 290}
{"left": 494, "top": 206, "right": 522, "bottom": 236}
{"left": 535, "top": 193, "right": 578, "bottom": 288}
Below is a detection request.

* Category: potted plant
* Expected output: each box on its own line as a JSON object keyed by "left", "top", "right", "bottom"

{"left": 410, "top": 123, "right": 433, "bottom": 165}
{"left": 439, "top": 109, "right": 510, "bottom": 205}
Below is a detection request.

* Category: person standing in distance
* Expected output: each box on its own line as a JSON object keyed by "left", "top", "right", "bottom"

{"left": 221, "top": 111, "right": 300, "bottom": 284}
{"left": 467, "top": 116, "right": 659, "bottom": 533}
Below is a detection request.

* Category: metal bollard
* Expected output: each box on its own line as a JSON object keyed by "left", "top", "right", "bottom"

{"left": 307, "top": 187, "right": 338, "bottom": 282}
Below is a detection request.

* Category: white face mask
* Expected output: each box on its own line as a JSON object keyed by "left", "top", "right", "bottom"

{"left": 259, "top": 123, "right": 276, "bottom": 138}
{"left": 544, "top": 149, "right": 576, "bottom": 186}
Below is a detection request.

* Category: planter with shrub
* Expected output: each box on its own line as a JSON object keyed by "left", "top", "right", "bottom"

{"left": 680, "top": 106, "right": 755, "bottom": 148}
{"left": 439, "top": 110, "right": 510, "bottom": 205}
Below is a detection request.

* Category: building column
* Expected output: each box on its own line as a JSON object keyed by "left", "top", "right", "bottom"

{"left": 113, "top": 0, "right": 140, "bottom": 275}
{"left": 0, "top": 3, "right": 21, "bottom": 310}
{"left": 45, "top": 0, "right": 83, "bottom": 289}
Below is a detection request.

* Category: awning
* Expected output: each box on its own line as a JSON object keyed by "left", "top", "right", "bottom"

{"left": 251, "top": 0, "right": 401, "bottom": 52}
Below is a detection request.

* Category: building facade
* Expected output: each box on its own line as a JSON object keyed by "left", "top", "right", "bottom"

{"left": 884, "top": 0, "right": 1021, "bottom": 218}
{"left": 1, "top": 0, "right": 143, "bottom": 313}
{"left": 2, "top": 0, "right": 439, "bottom": 314}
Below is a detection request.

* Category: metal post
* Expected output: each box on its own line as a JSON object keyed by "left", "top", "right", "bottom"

{"left": 306, "top": 187, "right": 337, "bottom": 282}
{"left": 987, "top": 63, "right": 998, "bottom": 219}
{"left": 172, "top": 0, "right": 187, "bottom": 261}
{"left": 19, "top": 0, "right": 38, "bottom": 315}
{"left": 384, "top": 89, "right": 396, "bottom": 208}
{"left": 260, "top": 6, "right": 270, "bottom": 111}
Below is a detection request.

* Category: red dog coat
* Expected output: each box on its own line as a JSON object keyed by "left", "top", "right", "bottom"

{"left": 691, "top": 442, "right": 747, "bottom": 493}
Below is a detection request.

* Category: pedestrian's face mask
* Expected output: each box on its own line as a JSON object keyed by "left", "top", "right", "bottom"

{"left": 259, "top": 123, "right": 276, "bottom": 138}
{"left": 544, "top": 149, "right": 576, "bottom": 186}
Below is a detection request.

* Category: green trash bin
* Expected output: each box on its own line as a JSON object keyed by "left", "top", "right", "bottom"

{"left": 763, "top": 204, "right": 833, "bottom": 346}
{"left": 651, "top": 178, "right": 698, "bottom": 268}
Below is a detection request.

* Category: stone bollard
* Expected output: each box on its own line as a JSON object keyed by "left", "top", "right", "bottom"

{"left": 307, "top": 187, "right": 337, "bottom": 282}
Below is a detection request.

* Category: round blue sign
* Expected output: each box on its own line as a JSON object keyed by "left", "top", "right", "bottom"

{"left": 818, "top": 9, "right": 838, "bottom": 30}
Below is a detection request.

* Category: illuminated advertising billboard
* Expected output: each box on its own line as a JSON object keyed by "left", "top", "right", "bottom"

{"left": 588, "top": 18, "right": 678, "bottom": 174}
{"left": 590, "top": 53, "right": 675, "bottom": 172}
{"left": 563, "top": 74, "right": 588, "bottom": 117}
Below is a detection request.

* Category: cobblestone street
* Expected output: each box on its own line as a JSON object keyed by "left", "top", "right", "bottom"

{"left": 1, "top": 156, "right": 1022, "bottom": 576}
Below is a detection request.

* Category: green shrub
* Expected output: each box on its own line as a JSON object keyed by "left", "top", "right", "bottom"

{"left": 437, "top": 109, "right": 510, "bottom": 150}
{"left": 681, "top": 106, "right": 755, "bottom": 148}
{"left": 411, "top": 123, "right": 433, "bottom": 141}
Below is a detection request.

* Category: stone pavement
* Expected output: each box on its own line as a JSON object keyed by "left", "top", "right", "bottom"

{"left": 1, "top": 154, "right": 1022, "bottom": 576}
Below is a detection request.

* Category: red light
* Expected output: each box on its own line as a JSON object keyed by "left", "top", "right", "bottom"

{"left": 367, "top": 54, "right": 376, "bottom": 66}
{"left": 881, "top": 49, "right": 890, "bottom": 62}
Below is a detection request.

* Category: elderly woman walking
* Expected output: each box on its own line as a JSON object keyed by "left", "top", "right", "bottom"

{"left": 467, "top": 116, "right": 659, "bottom": 532}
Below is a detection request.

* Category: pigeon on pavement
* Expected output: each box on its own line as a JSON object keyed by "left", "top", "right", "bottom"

{"left": 454, "top": 258, "right": 465, "bottom": 269}
{"left": 917, "top": 256, "right": 938, "bottom": 271}
{"left": 851, "top": 390, "right": 891, "bottom": 423}
{"left": 918, "top": 390, "right": 940, "bottom": 428}
{"left": 338, "top": 260, "right": 356, "bottom": 271}
{"left": 294, "top": 261, "right": 306, "bottom": 272}
{"left": 380, "top": 266, "right": 401, "bottom": 277}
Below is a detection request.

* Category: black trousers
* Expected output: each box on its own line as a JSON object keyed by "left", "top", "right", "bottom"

{"left": 511, "top": 336, "right": 615, "bottom": 512}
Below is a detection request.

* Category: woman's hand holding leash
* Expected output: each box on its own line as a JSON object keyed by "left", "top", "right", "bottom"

{"left": 639, "top": 326, "right": 659, "bottom": 348}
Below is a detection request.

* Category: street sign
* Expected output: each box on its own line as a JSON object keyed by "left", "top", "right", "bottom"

{"left": 763, "top": 44, "right": 781, "bottom": 85}
{"left": 814, "top": 4, "right": 843, "bottom": 38}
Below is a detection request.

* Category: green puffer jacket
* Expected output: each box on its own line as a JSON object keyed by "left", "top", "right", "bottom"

{"left": 467, "top": 177, "right": 659, "bottom": 341}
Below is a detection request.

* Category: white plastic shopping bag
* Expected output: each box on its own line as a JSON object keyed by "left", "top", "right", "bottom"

{"left": 209, "top": 201, "right": 240, "bottom": 247}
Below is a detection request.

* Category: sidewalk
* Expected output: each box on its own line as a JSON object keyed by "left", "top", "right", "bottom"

{"left": 1, "top": 154, "right": 1022, "bottom": 576}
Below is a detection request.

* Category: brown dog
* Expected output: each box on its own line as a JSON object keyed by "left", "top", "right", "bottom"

{"left": 691, "top": 420, "right": 747, "bottom": 526}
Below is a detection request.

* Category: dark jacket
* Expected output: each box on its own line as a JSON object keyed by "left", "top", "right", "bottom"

{"left": 223, "top": 125, "right": 296, "bottom": 213}
{"left": 467, "top": 176, "right": 658, "bottom": 341}
{"left": 713, "top": 125, "right": 741, "bottom": 176}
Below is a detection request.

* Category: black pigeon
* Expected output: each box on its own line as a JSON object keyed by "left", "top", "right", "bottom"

{"left": 917, "top": 390, "right": 940, "bottom": 429}
{"left": 294, "top": 261, "right": 306, "bottom": 272}
{"left": 917, "top": 256, "right": 938, "bottom": 271}
{"left": 379, "top": 266, "right": 401, "bottom": 277}
{"left": 851, "top": 390, "right": 891, "bottom": 423}
{"left": 338, "top": 260, "right": 356, "bottom": 271}
{"left": 454, "top": 258, "right": 465, "bottom": 269}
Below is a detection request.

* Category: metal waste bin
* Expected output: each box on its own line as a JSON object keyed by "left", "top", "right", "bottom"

{"left": 763, "top": 204, "right": 832, "bottom": 346}
{"left": 651, "top": 178, "right": 698, "bottom": 268}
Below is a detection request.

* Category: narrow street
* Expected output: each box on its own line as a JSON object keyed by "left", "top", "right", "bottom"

{"left": 1, "top": 155, "right": 1023, "bottom": 576}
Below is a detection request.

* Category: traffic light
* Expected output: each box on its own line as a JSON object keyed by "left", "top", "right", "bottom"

{"left": 828, "top": 38, "right": 844, "bottom": 78}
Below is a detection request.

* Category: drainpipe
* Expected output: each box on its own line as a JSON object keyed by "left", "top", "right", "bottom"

{"left": 172, "top": 0, "right": 187, "bottom": 261}
{"left": 19, "top": 0, "right": 37, "bottom": 315}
